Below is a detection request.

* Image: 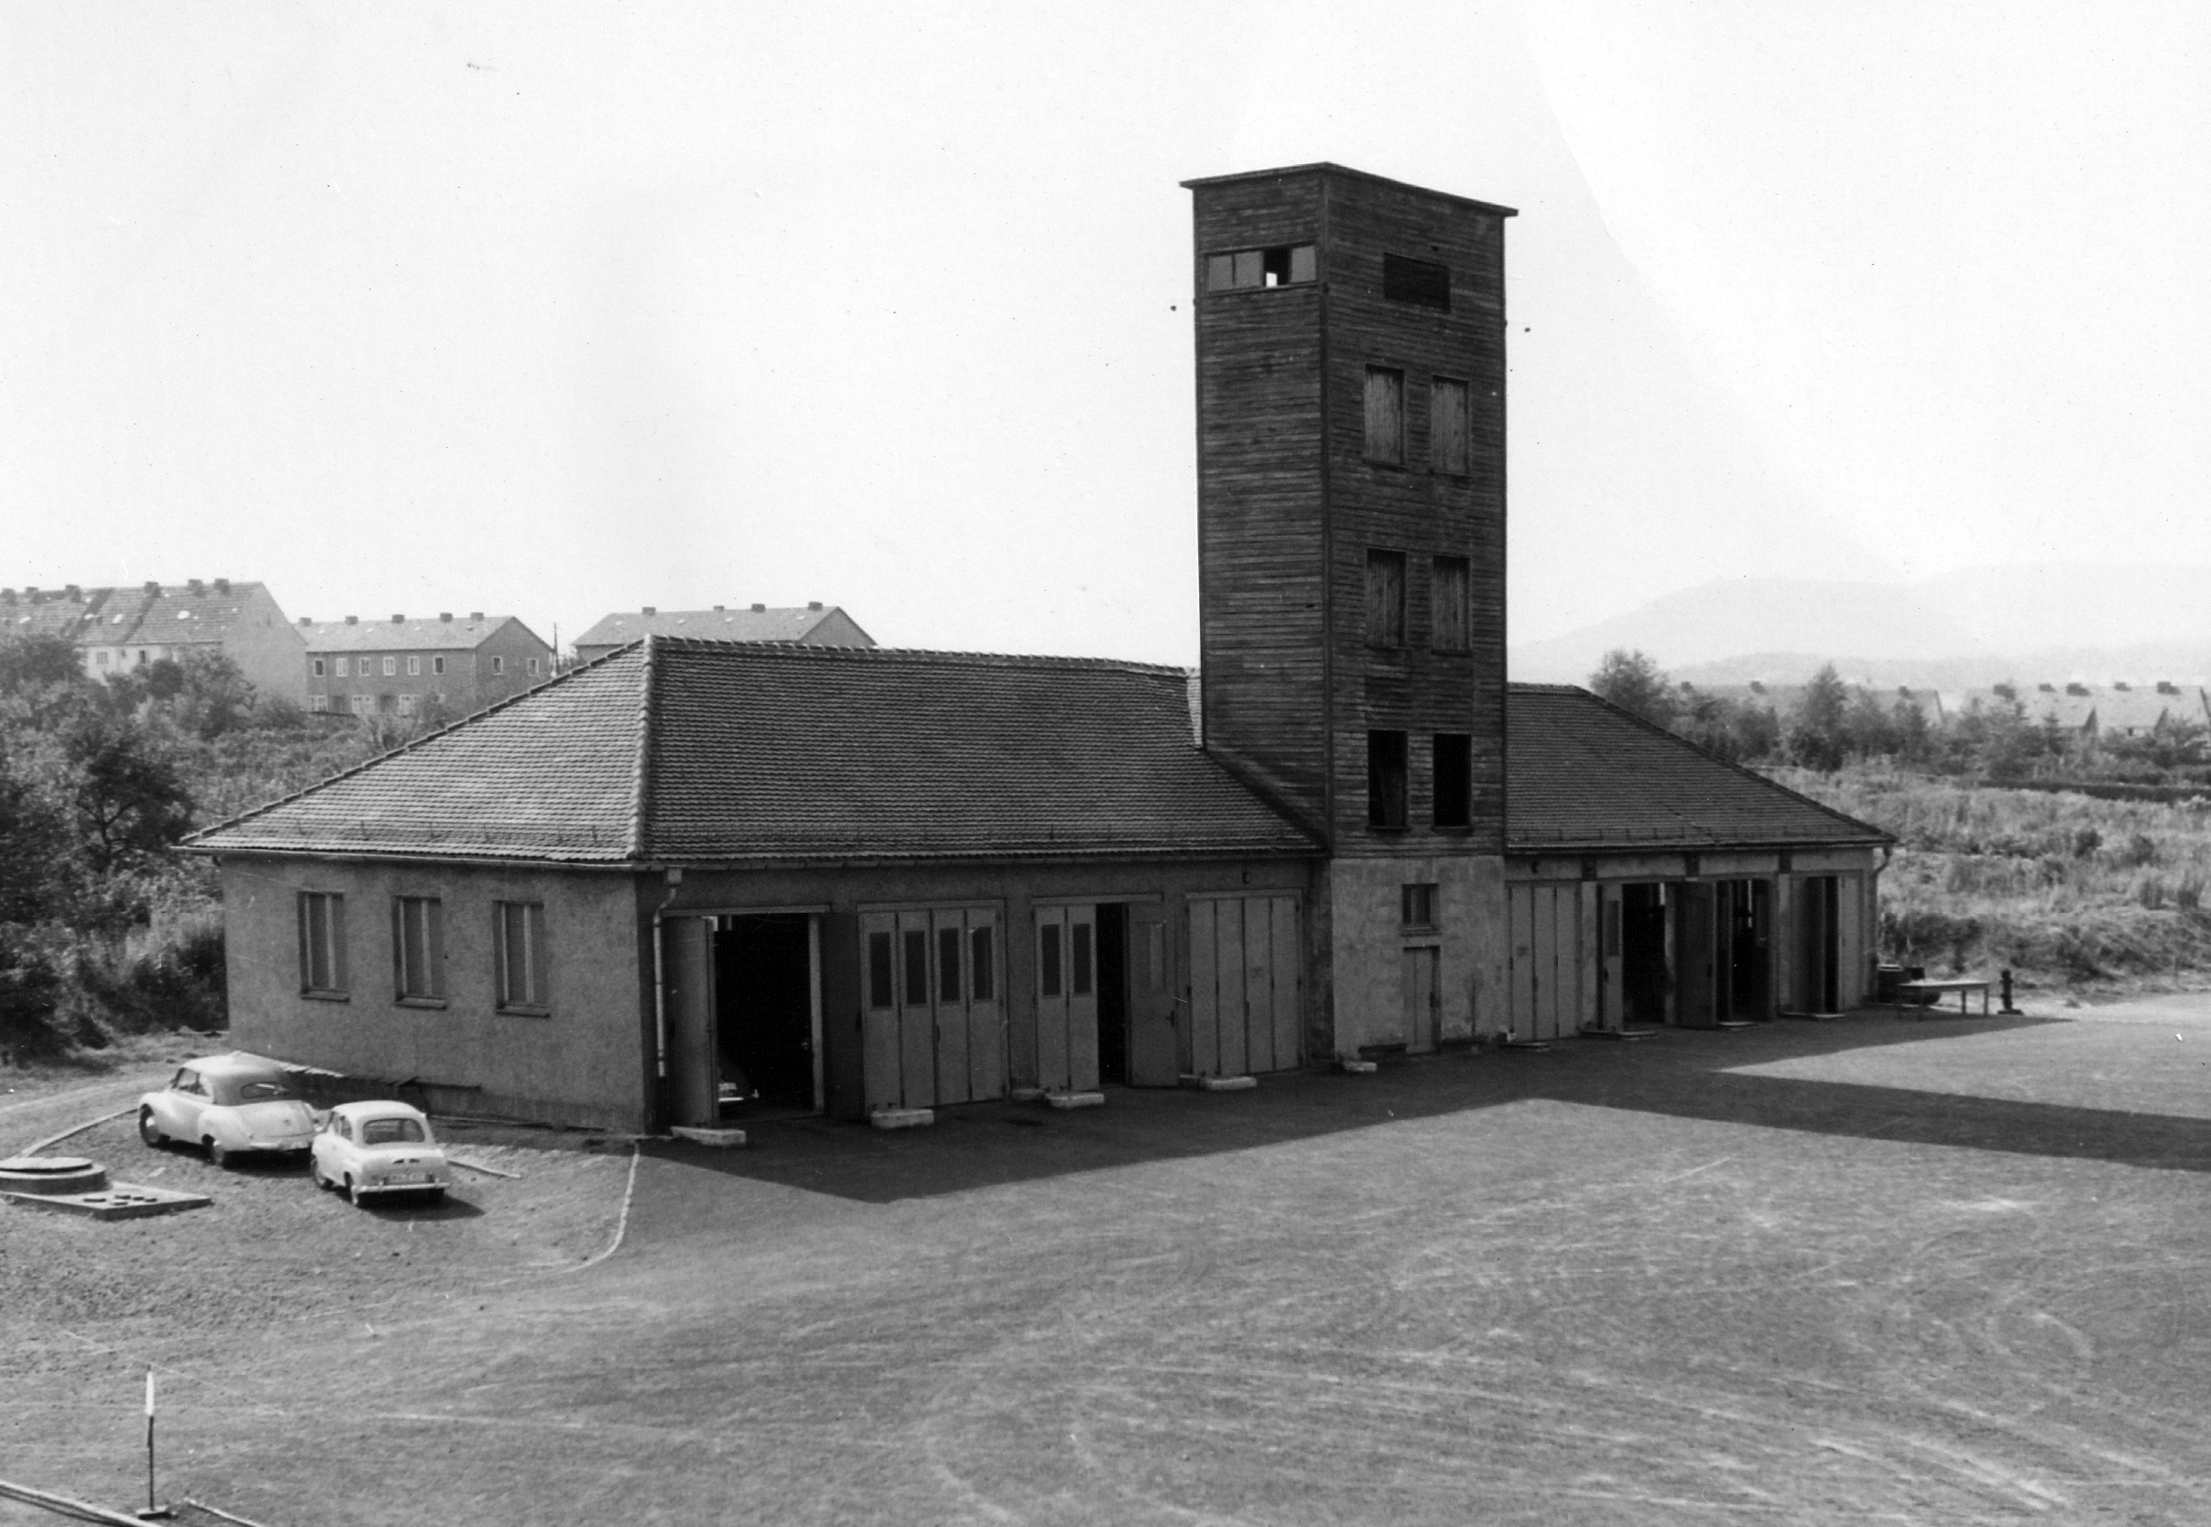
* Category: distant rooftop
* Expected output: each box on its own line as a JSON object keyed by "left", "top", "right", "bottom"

{"left": 572, "top": 604, "right": 873, "bottom": 652}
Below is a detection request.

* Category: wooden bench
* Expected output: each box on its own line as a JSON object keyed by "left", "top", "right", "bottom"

{"left": 1895, "top": 978, "right": 1993, "bottom": 1017}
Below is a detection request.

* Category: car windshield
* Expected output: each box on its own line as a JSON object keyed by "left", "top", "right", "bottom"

{"left": 360, "top": 1117, "right": 428, "bottom": 1145}
{"left": 211, "top": 1074, "right": 298, "bottom": 1106}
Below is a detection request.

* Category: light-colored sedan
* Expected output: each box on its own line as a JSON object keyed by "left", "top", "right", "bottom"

{"left": 138, "top": 1054, "right": 318, "bottom": 1166}
{"left": 311, "top": 1101, "right": 451, "bottom": 1205}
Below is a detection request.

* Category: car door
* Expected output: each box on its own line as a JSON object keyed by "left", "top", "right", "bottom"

{"left": 166, "top": 1069, "right": 206, "bottom": 1137}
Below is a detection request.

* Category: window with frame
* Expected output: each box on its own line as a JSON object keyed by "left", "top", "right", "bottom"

{"left": 298, "top": 891, "right": 348, "bottom": 996}
{"left": 1383, "top": 253, "right": 1451, "bottom": 310}
{"left": 1433, "top": 733, "right": 1473, "bottom": 830}
{"left": 492, "top": 656, "right": 506, "bottom": 675}
{"left": 312, "top": 657, "right": 325, "bottom": 677}
{"left": 495, "top": 901, "right": 549, "bottom": 1012}
{"left": 407, "top": 655, "right": 421, "bottom": 676}
{"left": 1431, "top": 557, "right": 1471, "bottom": 652}
{"left": 1367, "top": 731, "right": 1409, "bottom": 830}
{"left": 381, "top": 656, "right": 396, "bottom": 677}
{"left": 308, "top": 694, "right": 329, "bottom": 713}
{"left": 396, "top": 693, "right": 418, "bottom": 716}
{"left": 1363, "top": 367, "right": 1404, "bottom": 465}
{"left": 527, "top": 657, "right": 540, "bottom": 676}
{"left": 351, "top": 694, "right": 374, "bottom": 716}
{"left": 392, "top": 895, "right": 446, "bottom": 1002}
{"left": 1365, "top": 550, "right": 1406, "bottom": 648}
{"left": 1402, "top": 883, "right": 1438, "bottom": 929}
{"left": 1429, "top": 376, "right": 1470, "bottom": 474}
{"left": 432, "top": 655, "right": 446, "bottom": 676}
{"left": 335, "top": 657, "right": 349, "bottom": 678}
{"left": 1204, "top": 243, "right": 1316, "bottom": 292}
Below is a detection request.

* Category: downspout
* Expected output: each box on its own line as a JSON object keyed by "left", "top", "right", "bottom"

{"left": 650, "top": 867, "right": 685, "bottom": 1099}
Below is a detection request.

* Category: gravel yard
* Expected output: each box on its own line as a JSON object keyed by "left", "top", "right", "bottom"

{"left": 6, "top": 1003, "right": 2211, "bottom": 1524}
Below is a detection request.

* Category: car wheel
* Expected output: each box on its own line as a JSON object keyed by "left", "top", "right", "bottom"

{"left": 207, "top": 1139, "right": 229, "bottom": 1168}
{"left": 138, "top": 1108, "right": 163, "bottom": 1147}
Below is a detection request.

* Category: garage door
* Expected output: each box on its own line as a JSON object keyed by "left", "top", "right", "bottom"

{"left": 1507, "top": 884, "right": 1587, "bottom": 1042}
{"left": 1187, "top": 894, "right": 1301, "bottom": 1077}
{"left": 861, "top": 907, "right": 1003, "bottom": 1111}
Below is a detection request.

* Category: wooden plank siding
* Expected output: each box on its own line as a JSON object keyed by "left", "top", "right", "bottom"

{"left": 1192, "top": 173, "right": 1331, "bottom": 835}
{"left": 1189, "top": 165, "right": 1508, "bottom": 860}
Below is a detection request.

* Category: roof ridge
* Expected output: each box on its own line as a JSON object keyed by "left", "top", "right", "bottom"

{"left": 643, "top": 636, "right": 1192, "bottom": 678}
{"left": 181, "top": 644, "right": 643, "bottom": 847}
{"left": 628, "top": 636, "right": 657, "bottom": 859}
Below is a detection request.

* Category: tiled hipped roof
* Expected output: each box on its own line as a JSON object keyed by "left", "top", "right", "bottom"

{"left": 299, "top": 615, "right": 537, "bottom": 654}
{"left": 2, "top": 582, "right": 271, "bottom": 647}
{"left": 189, "top": 639, "right": 1319, "bottom": 864}
{"left": 1506, "top": 685, "right": 1890, "bottom": 852}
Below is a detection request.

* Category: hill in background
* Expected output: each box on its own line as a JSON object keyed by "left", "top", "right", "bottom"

{"left": 1510, "top": 562, "right": 2211, "bottom": 687}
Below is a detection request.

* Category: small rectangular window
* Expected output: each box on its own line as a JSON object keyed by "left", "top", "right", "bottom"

{"left": 1365, "top": 550, "right": 1406, "bottom": 648}
{"left": 96, "top": 650, "right": 109, "bottom": 667}
{"left": 298, "top": 891, "right": 348, "bottom": 995}
{"left": 1433, "top": 733, "right": 1473, "bottom": 829}
{"left": 527, "top": 657, "right": 540, "bottom": 676}
{"left": 433, "top": 655, "right": 446, "bottom": 676}
{"left": 1430, "top": 376, "right": 1470, "bottom": 474}
{"left": 335, "top": 657, "right": 349, "bottom": 678}
{"left": 492, "top": 656, "right": 506, "bottom": 675}
{"left": 1364, "top": 368, "right": 1404, "bottom": 465}
{"left": 1039, "top": 924, "right": 1063, "bottom": 998}
{"left": 1368, "top": 731, "right": 1409, "bottom": 830}
{"left": 311, "top": 657, "right": 325, "bottom": 677}
{"left": 902, "top": 929, "right": 929, "bottom": 1006}
{"left": 496, "top": 901, "right": 549, "bottom": 1011}
{"left": 396, "top": 694, "right": 418, "bottom": 716}
{"left": 1072, "top": 923, "right": 1094, "bottom": 997}
{"left": 937, "top": 926, "right": 963, "bottom": 1004}
{"left": 1431, "top": 557, "right": 1470, "bottom": 653}
{"left": 1204, "top": 244, "right": 1317, "bottom": 293}
{"left": 308, "top": 694, "right": 329, "bottom": 713}
{"left": 352, "top": 694, "right": 374, "bottom": 716}
{"left": 867, "top": 931, "right": 895, "bottom": 1008}
{"left": 393, "top": 895, "right": 445, "bottom": 1001}
{"left": 1383, "top": 253, "right": 1451, "bottom": 310}
{"left": 407, "top": 655, "right": 421, "bottom": 676}
{"left": 970, "top": 926, "right": 994, "bottom": 1001}
{"left": 382, "top": 656, "right": 397, "bottom": 677}
{"left": 1402, "top": 883, "right": 1437, "bottom": 929}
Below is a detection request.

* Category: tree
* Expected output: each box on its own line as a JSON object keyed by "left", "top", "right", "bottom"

{"left": 1788, "top": 664, "right": 1851, "bottom": 771}
{"left": 1588, "top": 649, "right": 1679, "bottom": 726}
{"left": 60, "top": 714, "right": 193, "bottom": 877}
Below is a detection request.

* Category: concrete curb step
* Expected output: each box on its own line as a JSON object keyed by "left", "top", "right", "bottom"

{"left": 869, "top": 1108, "right": 934, "bottom": 1130}
{"left": 1180, "top": 1074, "right": 1257, "bottom": 1092}
{"left": 669, "top": 1125, "right": 748, "bottom": 1148}
{"left": 1045, "top": 1092, "right": 1105, "bottom": 1110}
{"left": 1337, "top": 1059, "right": 1379, "bottom": 1074}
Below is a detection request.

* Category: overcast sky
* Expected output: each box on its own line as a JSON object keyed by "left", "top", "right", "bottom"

{"left": 5, "top": 2, "right": 2204, "bottom": 665}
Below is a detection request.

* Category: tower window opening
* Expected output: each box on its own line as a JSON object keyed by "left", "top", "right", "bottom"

{"left": 1205, "top": 244, "right": 1316, "bottom": 293}
{"left": 1368, "top": 731, "right": 1409, "bottom": 831}
{"left": 1383, "top": 253, "right": 1452, "bottom": 310}
{"left": 1433, "top": 734, "right": 1473, "bottom": 829}
{"left": 1431, "top": 557, "right": 1471, "bottom": 652}
{"left": 1363, "top": 367, "right": 1405, "bottom": 464}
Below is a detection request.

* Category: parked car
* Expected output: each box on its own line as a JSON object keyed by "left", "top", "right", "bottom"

{"left": 138, "top": 1054, "right": 317, "bottom": 1166}
{"left": 311, "top": 1101, "right": 450, "bottom": 1205}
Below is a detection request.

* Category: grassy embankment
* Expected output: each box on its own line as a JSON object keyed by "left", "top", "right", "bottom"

{"left": 1770, "top": 763, "right": 2211, "bottom": 998}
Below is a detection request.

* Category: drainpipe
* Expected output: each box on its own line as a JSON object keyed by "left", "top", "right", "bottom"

{"left": 649, "top": 868, "right": 685, "bottom": 1111}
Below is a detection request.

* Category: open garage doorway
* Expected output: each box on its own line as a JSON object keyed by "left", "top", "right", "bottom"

{"left": 713, "top": 914, "right": 821, "bottom": 1118}
{"left": 1620, "top": 883, "right": 1668, "bottom": 1026}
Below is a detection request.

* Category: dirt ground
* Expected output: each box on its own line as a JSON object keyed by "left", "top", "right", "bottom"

{"left": 7, "top": 999, "right": 2211, "bottom": 1524}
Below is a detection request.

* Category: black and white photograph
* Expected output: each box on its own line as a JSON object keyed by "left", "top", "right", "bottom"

{"left": 4, "top": 4, "right": 2209, "bottom": 1522}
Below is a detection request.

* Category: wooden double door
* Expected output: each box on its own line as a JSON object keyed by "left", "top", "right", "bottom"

{"left": 1186, "top": 894, "right": 1302, "bottom": 1078}
{"left": 861, "top": 906, "right": 1004, "bottom": 1111}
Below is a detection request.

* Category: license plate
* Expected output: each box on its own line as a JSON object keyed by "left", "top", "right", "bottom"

{"left": 383, "top": 1173, "right": 426, "bottom": 1185}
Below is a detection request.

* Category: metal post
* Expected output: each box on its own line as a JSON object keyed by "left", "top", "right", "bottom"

{"left": 144, "top": 1369, "right": 155, "bottom": 1515}
{"left": 1999, "top": 968, "right": 2022, "bottom": 1016}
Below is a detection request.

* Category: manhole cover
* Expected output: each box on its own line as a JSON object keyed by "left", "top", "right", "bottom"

{"left": 0, "top": 1156, "right": 110, "bottom": 1196}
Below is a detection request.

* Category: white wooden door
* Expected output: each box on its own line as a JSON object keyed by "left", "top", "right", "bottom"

{"left": 1187, "top": 895, "right": 1301, "bottom": 1076}
{"left": 1033, "top": 905, "right": 1098, "bottom": 1093}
